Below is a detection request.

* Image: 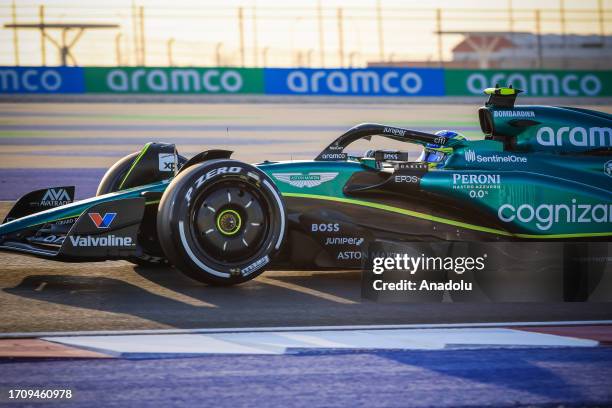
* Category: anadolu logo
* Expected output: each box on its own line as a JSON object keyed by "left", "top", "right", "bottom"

{"left": 88, "top": 212, "right": 117, "bottom": 229}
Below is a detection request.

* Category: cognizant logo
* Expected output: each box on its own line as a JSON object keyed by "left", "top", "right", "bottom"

{"left": 498, "top": 200, "right": 612, "bottom": 231}
{"left": 285, "top": 70, "right": 423, "bottom": 94}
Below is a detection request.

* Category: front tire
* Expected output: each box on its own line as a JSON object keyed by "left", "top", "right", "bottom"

{"left": 157, "top": 160, "right": 286, "bottom": 285}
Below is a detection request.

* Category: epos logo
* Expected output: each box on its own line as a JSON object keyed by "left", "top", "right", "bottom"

{"left": 88, "top": 212, "right": 117, "bottom": 229}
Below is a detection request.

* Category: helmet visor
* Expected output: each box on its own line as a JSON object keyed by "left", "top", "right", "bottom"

{"left": 418, "top": 150, "right": 446, "bottom": 163}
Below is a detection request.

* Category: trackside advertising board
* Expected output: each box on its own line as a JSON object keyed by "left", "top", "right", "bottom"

{"left": 264, "top": 68, "right": 445, "bottom": 96}
{"left": 444, "top": 69, "right": 612, "bottom": 97}
{"left": 1, "top": 66, "right": 611, "bottom": 97}
{"left": 0, "top": 67, "right": 84, "bottom": 93}
{"left": 84, "top": 67, "right": 265, "bottom": 93}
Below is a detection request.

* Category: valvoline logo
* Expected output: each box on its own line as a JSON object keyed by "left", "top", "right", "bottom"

{"left": 88, "top": 212, "right": 117, "bottom": 229}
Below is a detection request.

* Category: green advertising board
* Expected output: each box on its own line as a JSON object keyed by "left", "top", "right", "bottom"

{"left": 84, "top": 67, "right": 264, "bottom": 93}
{"left": 445, "top": 69, "right": 612, "bottom": 97}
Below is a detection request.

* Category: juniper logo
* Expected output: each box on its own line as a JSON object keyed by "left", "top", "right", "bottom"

{"left": 464, "top": 150, "right": 477, "bottom": 162}
{"left": 272, "top": 172, "right": 338, "bottom": 188}
{"left": 383, "top": 127, "right": 406, "bottom": 137}
{"left": 40, "top": 188, "right": 71, "bottom": 206}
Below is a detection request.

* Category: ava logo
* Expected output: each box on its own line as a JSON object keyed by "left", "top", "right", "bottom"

{"left": 88, "top": 212, "right": 117, "bottom": 229}
{"left": 464, "top": 150, "right": 477, "bottom": 162}
{"left": 536, "top": 127, "right": 611, "bottom": 148}
{"left": 605, "top": 160, "right": 612, "bottom": 178}
{"left": 40, "top": 188, "right": 71, "bottom": 206}
{"left": 273, "top": 172, "right": 338, "bottom": 188}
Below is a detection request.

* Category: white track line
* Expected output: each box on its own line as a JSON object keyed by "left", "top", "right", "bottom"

{"left": 44, "top": 328, "right": 598, "bottom": 356}
{"left": 1, "top": 320, "right": 611, "bottom": 339}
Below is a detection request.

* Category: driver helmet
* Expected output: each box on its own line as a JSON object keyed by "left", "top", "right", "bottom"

{"left": 418, "top": 130, "right": 468, "bottom": 166}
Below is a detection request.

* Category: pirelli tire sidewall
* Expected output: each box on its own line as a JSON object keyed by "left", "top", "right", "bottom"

{"left": 157, "top": 159, "right": 287, "bottom": 285}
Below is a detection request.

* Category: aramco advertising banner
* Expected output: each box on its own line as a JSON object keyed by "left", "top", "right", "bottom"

{"left": 84, "top": 67, "right": 265, "bottom": 94}
{"left": 0, "top": 66, "right": 85, "bottom": 93}
{"left": 444, "top": 69, "right": 612, "bottom": 97}
{"left": 263, "top": 68, "right": 446, "bottom": 96}
{"left": 0, "top": 66, "right": 611, "bottom": 96}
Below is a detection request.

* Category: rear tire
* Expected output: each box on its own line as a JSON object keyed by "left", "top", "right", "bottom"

{"left": 157, "top": 159, "right": 286, "bottom": 285}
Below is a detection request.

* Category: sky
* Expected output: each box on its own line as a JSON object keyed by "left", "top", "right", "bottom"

{"left": 0, "top": 0, "right": 610, "bottom": 67}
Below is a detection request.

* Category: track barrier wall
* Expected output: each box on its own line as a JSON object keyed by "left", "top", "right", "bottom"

{"left": 1, "top": 66, "right": 611, "bottom": 97}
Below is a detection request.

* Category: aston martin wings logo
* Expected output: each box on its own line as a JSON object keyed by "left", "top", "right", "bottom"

{"left": 272, "top": 172, "right": 339, "bottom": 188}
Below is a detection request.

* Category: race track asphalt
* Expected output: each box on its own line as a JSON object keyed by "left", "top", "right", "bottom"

{"left": 1, "top": 347, "right": 612, "bottom": 407}
{"left": 1, "top": 102, "right": 611, "bottom": 334}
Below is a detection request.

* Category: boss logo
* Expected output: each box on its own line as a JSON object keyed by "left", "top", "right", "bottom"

{"left": 384, "top": 153, "right": 399, "bottom": 160}
{"left": 311, "top": 223, "right": 340, "bottom": 232}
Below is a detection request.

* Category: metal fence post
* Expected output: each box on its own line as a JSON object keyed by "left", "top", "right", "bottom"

{"left": 39, "top": 5, "right": 46, "bottom": 66}
{"left": 436, "top": 8, "right": 443, "bottom": 67}
{"left": 337, "top": 8, "right": 344, "bottom": 67}
{"left": 535, "top": 9, "right": 543, "bottom": 68}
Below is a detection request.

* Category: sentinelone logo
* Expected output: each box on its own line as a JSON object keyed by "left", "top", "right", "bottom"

{"left": 285, "top": 70, "right": 425, "bottom": 94}
{"left": 105, "top": 69, "right": 245, "bottom": 92}
{"left": 466, "top": 73, "right": 603, "bottom": 96}
{"left": 464, "top": 150, "right": 527, "bottom": 164}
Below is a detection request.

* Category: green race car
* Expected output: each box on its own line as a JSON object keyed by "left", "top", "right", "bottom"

{"left": 1, "top": 87, "right": 610, "bottom": 285}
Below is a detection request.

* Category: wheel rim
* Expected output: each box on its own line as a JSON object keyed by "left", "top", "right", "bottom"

{"left": 216, "top": 209, "right": 242, "bottom": 236}
{"left": 189, "top": 181, "right": 269, "bottom": 264}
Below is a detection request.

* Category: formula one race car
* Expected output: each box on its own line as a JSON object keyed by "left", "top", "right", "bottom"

{"left": 1, "top": 87, "right": 611, "bottom": 285}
